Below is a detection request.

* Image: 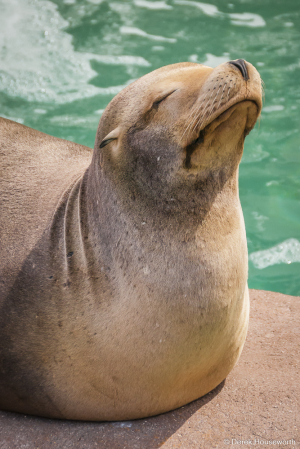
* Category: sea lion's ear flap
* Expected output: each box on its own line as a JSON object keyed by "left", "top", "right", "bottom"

{"left": 99, "top": 127, "right": 120, "bottom": 149}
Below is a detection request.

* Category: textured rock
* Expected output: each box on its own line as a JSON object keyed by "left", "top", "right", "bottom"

{"left": 0, "top": 289, "right": 299, "bottom": 448}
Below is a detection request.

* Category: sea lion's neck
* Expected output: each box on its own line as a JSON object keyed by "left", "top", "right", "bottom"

{"left": 49, "top": 171, "right": 91, "bottom": 278}
{"left": 49, "top": 161, "right": 245, "bottom": 307}
{"left": 84, "top": 161, "right": 241, "bottom": 256}
{"left": 79, "top": 161, "right": 246, "bottom": 308}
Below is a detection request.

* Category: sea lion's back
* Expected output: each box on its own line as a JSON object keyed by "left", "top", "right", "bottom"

{"left": 0, "top": 117, "right": 92, "bottom": 299}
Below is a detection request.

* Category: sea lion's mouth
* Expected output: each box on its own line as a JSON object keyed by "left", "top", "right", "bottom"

{"left": 184, "top": 100, "right": 259, "bottom": 170}
{"left": 201, "top": 99, "right": 259, "bottom": 136}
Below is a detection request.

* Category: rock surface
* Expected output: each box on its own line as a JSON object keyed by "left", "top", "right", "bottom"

{"left": 0, "top": 289, "right": 299, "bottom": 448}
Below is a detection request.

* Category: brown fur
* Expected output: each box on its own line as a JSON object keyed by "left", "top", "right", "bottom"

{"left": 0, "top": 61, "right": 262, "bottom": 420}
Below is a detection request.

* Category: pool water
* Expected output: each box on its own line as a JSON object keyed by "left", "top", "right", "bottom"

{"left": 1, "top": 0, "right": 299, "bottom": 295}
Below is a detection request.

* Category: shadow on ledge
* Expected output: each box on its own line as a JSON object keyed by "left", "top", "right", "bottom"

{"left": 0, "top": 381, "right": 224, "bottom": 449}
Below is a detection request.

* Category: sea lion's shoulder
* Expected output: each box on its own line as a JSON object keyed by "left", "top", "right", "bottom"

{"left": 0, "top": 118, "right": 93, "bottom": 291}
{"left": 0, "top": 116, "right": 92, "bottom": 166}
{"left": 0, "top": 116, "right": 92, "bottom": 210}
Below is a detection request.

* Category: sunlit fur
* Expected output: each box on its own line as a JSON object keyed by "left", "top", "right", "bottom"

{"left": 0, "top": 61, "right": 262, "bottom": 421}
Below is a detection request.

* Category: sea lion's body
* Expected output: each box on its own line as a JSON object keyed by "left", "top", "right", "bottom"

{"left": 0, "top": 61, "right": 262, "bottom": 420}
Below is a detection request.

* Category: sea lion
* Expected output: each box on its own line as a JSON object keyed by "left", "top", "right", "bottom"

{"left": 0, "top": 60, "right": 262, "bottom": 421}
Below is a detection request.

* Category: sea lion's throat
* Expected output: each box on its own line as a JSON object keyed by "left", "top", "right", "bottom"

{"left": 184, "top": 130, "right": 205, "bottom": 169}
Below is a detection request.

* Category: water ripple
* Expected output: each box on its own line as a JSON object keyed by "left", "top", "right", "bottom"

{"left": 0, "top": 0, "right": 146, "bottom": 104}
{"left": 249, "top": 239, "right": 300, "bottom": 269}
{"left": 134, "top": 0, "right": 172, "bottom": 10}
{"left": 174, "top": 1, "right": 266, "bottom": 27}
{"left": 120, "top": 26, "right": 177, "bottom": 43}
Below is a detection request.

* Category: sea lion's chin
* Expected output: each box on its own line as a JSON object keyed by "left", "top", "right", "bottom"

{"left": 184, "top": 100, "right": 259, "bottom": 172}
{"left": 196, "top": 99, "right": 259, "bottom": 144}
{"left": 243, "top": 100, "right": 260, "bottom": 135}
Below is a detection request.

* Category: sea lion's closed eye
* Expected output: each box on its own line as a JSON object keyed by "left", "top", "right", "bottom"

{"left": 99, "top": 137, "right": 117, "bottom": 149}
{"left": 99, "top": 127, "right": 120, "bottom": 148}
{"left": 152, "top": 89, "right": 177, "bottom": 107}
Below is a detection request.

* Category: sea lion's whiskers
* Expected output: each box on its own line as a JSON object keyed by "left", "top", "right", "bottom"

{"left": 199, "top": 83, "right": 218, "bottom": 120}
{"left": 206, "top": 82, "right": 228, "bottom": 124}
{"left": 206, "top": 84, "right": 224, "bottom": 122}
{"left": 181, "top": 85, "right": 214, "bottom": 141}
{"left": 191, "top": 82, "right": 218, "bottom": 133}
{"left": 194, "top": 83, "right": 221, "bottom": 132}
{"left": 181, "top": 101, "right": 203, "bottom": 141}
{"left": 216, "top": 82, "right": 228, "bottom": 111}
{"left": 181, "top": 95, "right": 204, "bottom": 140}
{"left": 226, "top": 79, "right": 232, "bottom": 104}
{"left": 184, "top": 102, "right": 208, "bottom": 140}
{"left": 204, "top": 82, "right": 227, "bottom": 130}
{"left": 184, "top": 82, "right": 218, "bottom": 139}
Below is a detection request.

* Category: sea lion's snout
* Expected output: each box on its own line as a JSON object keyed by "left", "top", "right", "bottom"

{"left": 228, "top": 59, "right": 249, "bottom": 81}
{"left": 177, "top": 60, "right": 262, "bottom": 173}
{"left": 176, "top": 59, "right": 262, "bottom": 150}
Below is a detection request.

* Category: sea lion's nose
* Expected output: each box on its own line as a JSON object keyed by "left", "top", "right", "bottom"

{"left": 229, "top": 59, "right": 249, "bottom": 81}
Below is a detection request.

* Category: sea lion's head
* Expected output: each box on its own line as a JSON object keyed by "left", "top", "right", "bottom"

{"left": 94, "top": 61, "right": 262, "bottom": 214}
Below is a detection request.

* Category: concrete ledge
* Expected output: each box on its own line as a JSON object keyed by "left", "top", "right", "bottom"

{"left": 0, "top": 290, "right": 299, "bottom": 448}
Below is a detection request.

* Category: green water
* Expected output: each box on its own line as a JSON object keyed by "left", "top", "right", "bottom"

{"left": 1, "top": 0, "right": 299, "bottom": 295}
